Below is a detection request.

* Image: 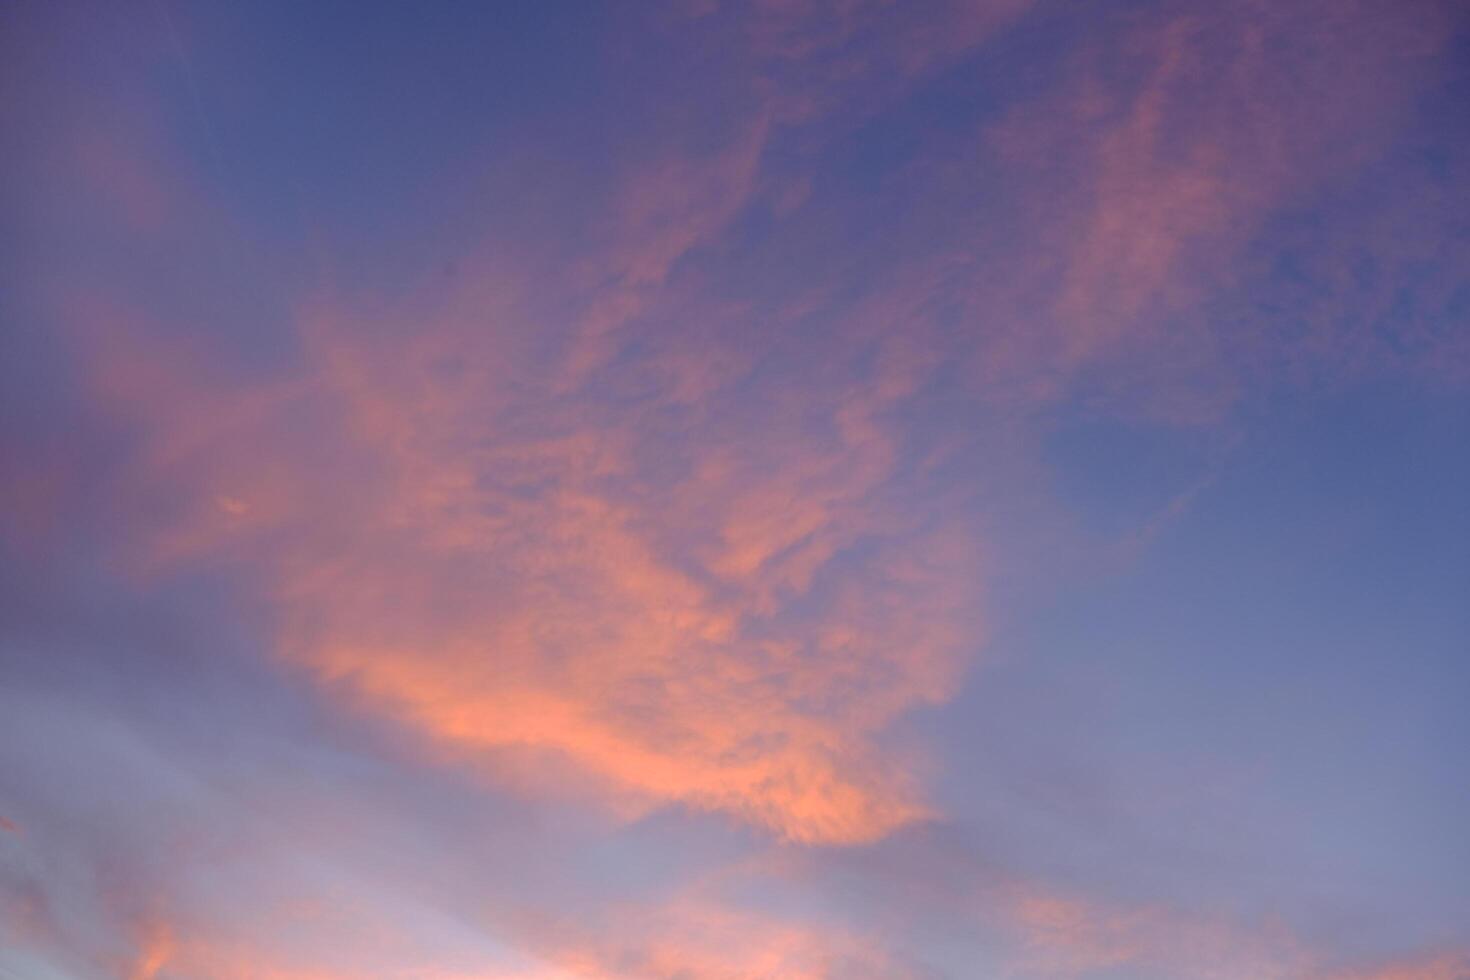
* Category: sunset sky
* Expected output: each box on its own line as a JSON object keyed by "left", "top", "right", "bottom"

{"left": 2, "top": 2, "right": 1467, "bottom": 978}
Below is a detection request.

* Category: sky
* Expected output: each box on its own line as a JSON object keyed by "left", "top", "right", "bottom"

{"left": 1, "top": 1, "right": 1467, "bottom": 978}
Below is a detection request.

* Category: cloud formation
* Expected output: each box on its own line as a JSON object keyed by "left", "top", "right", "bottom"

{"left": 3, "top": 0, "right": 1467, "bottom": 976}
{"left": 78, "top": 246, "right": 978, "bottom": 845}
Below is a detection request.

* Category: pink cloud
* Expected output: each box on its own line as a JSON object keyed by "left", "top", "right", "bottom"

{"left": 75, "top": 235, "right": 981, "bottom": 845}
{"left": 12, "top": 3, "right": 1465, "bottom": 976}
{"left": 968, "top": 0, "right": 1458, "bottom": 419}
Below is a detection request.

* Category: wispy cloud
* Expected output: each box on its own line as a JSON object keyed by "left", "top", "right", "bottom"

{"left": 4, "top": 0, "right": 1467, "bottom": 976}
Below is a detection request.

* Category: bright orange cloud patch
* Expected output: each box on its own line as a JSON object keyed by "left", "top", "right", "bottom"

{"left": 84, "top": 248, "right": 979, "bottom": 845}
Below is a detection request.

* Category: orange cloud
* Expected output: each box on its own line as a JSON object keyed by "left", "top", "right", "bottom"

{"left": 81, "top": 239, "right": 980, "bottom": 845}
{"left": 114, "top": 873, "right": 568, "bottom": 980}
{"left": 519, "top": 895, "right": 906, "bottom": 980}
{"left": 41, "top": 0, "right": 1041, "bottom": 854}
{"left": 121, "top": 894, "right": 896, "bottom": 980}
{"left": 128, "top": 919, "right": 176, "bottom": 980}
